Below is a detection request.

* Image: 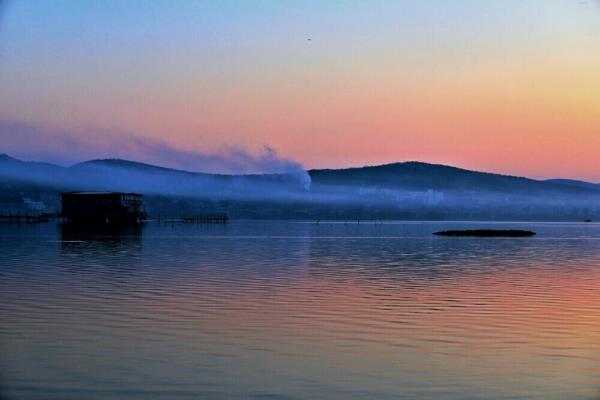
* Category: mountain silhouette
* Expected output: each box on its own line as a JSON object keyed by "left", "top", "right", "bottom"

{"left": 2, "top": 154, "right": 599, "bottom": 220}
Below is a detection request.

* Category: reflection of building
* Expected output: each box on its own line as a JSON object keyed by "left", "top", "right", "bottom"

{"left": 59, "top": 222, "right": 144, "bottom": 268}
{"left": 61, "top": 192, "right": 144, "bottom": 224}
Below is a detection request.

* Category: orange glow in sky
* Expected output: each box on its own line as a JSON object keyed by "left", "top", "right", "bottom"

{"left": 0, "top": 1, "right": 599, "bottom": 180}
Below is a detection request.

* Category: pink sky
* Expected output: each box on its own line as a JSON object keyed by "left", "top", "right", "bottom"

{"left": 0, "top": 1, "right": 599, "bottom": 180}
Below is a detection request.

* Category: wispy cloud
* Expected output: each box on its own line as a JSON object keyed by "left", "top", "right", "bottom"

{"left": 0, "top": 119, "right": 306, "bottom": 175}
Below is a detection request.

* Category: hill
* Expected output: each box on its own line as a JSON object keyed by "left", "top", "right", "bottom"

{"left": 2, "top": 155, "right": 600, "bottom": 220}
{"left": 310, "top": 162, "right": 599, "bottom": 195}
{"left": 544, "top": 178, "right": 600, "bottom": 191}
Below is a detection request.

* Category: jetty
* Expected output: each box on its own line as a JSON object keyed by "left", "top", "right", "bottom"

{"left": 434, "top": 229, "right": 535, "bottom": 237}
{"left": 0, "top": 214, "right": 50, "bottom": 223}
{"left": 182, "top": 214, "right": 229, "bottom": 224}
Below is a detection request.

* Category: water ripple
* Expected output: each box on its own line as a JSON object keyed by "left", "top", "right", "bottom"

{"left": 1, "top": 221, "right": 600, "bottom": 399}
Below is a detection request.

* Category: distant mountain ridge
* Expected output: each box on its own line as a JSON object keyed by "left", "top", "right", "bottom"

{"left": 0, "top": 153, "right": 65, "bottom": 171}
{"left": 2, "top": 154, "right": 600, "bottom": 220}
{"left": 309, "top": 161, "right": 600, "bottom": 194}
{"left": 71, "top": 158, "right": 213, "bottom": 177}
{"left": 2, "top": 153, "right": 600, "bottom": 194}
{"left": 544, "top": 178, "right": 600, "bottom": 191}
{"left": 66, "top": 157, "right": 600, "bottom": 194}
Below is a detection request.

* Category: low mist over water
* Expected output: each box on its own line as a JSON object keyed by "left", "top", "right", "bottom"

{"left": 2, "top": 154, "right": 600, "bottom": 221}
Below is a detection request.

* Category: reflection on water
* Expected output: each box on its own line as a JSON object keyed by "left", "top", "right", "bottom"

{"left": 59, "top": 223, "right": 144, "bottom": 272}
{"left": 60, "top": 222, "right": 144, "bottom": 242}
{"left": 1, "top": 221, "right": 600, "bottom": 400}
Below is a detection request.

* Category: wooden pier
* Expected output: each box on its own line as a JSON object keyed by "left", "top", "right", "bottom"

{"left": 182, "top": 214, "right": 229, "bottom": 224}
{"left": 0, "top": 214, "right": 50, "bottom": 223}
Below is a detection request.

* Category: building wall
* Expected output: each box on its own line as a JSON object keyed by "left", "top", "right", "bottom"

{"left": 62, "top": 193, "right": 143, "bottom": 223}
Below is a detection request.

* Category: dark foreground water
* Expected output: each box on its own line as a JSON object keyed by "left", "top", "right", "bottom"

{"left": 1, "top": 221, "right": 600, "bottom": 400}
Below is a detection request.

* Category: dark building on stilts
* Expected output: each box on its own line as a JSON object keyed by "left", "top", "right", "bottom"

{"left": 61, "top": 192, "right": 144, "bottom": 224}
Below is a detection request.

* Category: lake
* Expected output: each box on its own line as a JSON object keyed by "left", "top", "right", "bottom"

{"left": 1, "top": 221, "right": 599, "bottom": 399}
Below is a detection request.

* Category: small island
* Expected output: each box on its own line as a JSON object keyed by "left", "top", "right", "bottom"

{"left": 434, "top": 229, "right": 536, "bottom": 237}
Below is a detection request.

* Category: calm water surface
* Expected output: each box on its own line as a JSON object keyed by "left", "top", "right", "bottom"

{"left": 1, "top": 221, "right": 600, "bottom": 399}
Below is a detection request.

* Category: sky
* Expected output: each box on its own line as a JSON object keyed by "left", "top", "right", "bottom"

{"left": 0, "top": 0, "right": 599, "bottom": 179}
